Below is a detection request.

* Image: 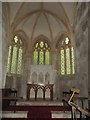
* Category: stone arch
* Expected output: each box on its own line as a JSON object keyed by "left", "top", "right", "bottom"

{"left": 45, "top": 72, "right": 50, "bottom": 83}
{"left": 39, "top": 72, "right": 43, "bottom": 83}
{"left": 55, "top": 32, "right": 72, "bottom": 49}
{"left": 55, "top": 31, "right": 75, "bottom": 48}
{"left": 45, "top": 88, "right": 50, "bottom": 99}
{"left": 55, "top": 32, "right": 75, "bottom": 75}
{"left": 13, "top": 30, "right": 28, "bottom": 51}
{"left": 32, "top": 34, "right": 51, "bottom": 49}
{"left": 31, "top": 72, "right": 37, "bottom": 83}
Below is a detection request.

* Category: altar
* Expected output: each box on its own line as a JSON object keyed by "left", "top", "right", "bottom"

{"left": 26, "top": 83, "right": 54, "bottom": 100}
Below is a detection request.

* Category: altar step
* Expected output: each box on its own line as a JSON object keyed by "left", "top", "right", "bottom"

{"left": 2, "top": 118, "right": 80, "bottom": 120}
{"left": 2, "top": 105, "right": 82, "bottom": 120}
{"left": 1, "top": 111, "right": 80, "bottom": 119}
{"left": 2, "top": 105, "right": 73, "bottom": 119}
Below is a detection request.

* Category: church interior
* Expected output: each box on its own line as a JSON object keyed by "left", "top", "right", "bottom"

{"left": 1, "top": 1, "right": 90, "bottom": 120}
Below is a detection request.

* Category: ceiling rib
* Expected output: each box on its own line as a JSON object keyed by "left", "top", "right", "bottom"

{"left": 21, "top": 15, "right": 31, "bottom": 30}
{"left": 43, "top": 12, "right": 53, "bottom": 41}
{"left": 44, "top": 9, "right": 70, "bottom": 31}
{"left": 11, "top": 2, "right": 25, "bottom": 25}
{"left": 11, "top": 9, "right": 69, "bottom": 33}
{"left": 31, "top": 12, "right": 41, "bottom": 41}
{"left": 11, "top": 10, "right": 41, "bottom": 32}
{"left": 58, "top": 3, "right": 71, "bottom": 25}
{"left": 40, "top": 2, "right": 44, "bottom": 10}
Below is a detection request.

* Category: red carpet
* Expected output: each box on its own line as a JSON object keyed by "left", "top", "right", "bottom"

{"left": 4, "top": 105, "right": 71, "bottom": 118}
{"left": 2, "top": 105, "right": 81, "bottom": 120}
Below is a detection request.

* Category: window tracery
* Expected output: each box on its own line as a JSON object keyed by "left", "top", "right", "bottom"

{"left": 7, "top": 35, "right": 23, "bottom": 74}
{"left": 33, "top": 41, "right": 50, "bottom": 64}
{"left": 60, "top": 37, "right": 75, "bottom": 75}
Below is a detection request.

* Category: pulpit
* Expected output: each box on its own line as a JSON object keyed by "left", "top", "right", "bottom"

{"left": 26, "top": 83, "right": 54, "bottom": 100}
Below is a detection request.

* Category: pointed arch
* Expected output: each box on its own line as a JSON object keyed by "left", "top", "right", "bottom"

{"left": 33, "top": 35, "right": 50, "bottom": 65}
{"left": 45, "top": 72, "right": 50, "bottom": 83}
{"left": 7, "top": 35, "right": 23, "bottom": 74}
{"left": 31, "top": 72, "right": 37, "bottom": 83}
{"left": 39, "top": 72, "right": 43, "bottom": 83}
{"left": 56, "top": 34, "right": 75, "bottom": 75}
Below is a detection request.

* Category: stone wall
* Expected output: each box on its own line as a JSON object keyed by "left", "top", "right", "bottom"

{"left": 0, "top": 1, "right": 2, "bottom": 116}
{"left": 74, "top": 2, "right": 88, "bottom": 96}
{"left": 88, "top": 2, "right": 90, "bottom": 92}
{"left": 0, "top": 2, "right": 2, "bottom": 89}
{"left": 2, "top": 3, "right": 8, "bottom": 88}
{"left": 56, "top": 3, "right": 88, "bottom": 98}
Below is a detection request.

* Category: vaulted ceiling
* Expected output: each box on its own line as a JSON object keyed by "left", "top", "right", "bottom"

{"left": 3, "top": 2, "right": 76, "bottom": 42}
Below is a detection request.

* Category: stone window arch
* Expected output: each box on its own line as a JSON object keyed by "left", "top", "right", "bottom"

{"left": 7, "top": 35, "right": 23, "bottom": 75}
{"left": 33, "top": 40, "right": 50, "bottom": 65}
{"left": 57, "top": 36, "right": 75, "bottom": 75}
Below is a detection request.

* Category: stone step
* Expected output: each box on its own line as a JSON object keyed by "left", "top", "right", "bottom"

{"left": 2, "top": 111, "right": 28, "bottom": 118}
{"left": 51, "top": 111, "right": 80, "bottom": 118}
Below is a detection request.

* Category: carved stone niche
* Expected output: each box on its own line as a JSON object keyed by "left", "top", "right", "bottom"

{"left": 29, "top": 65, "right": 53, "bottom": 84}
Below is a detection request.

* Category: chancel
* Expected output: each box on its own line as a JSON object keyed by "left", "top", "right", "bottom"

{"left": 0, "top": 1, "right": 90, "bottom": 120}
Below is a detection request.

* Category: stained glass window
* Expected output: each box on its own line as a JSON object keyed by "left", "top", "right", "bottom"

{"left": 34, "top": 49, "right": 38, "bottom": 64}
{"left": 39, "top": 50, "right": 44, "bottom": 64}
{"left": 45, "top": 50, "right": 49, "bottom": 64}
{"left": 66, "top": 48, "right": 71, "bottom": 74}
{"left": 60, "top": 37, "right": 75, "bottom": 75}
{"left": 7, "top": 35, "right": 23, "bottom": 74}
{"left": 40, "top": 41, "right": 44, "bottom": 48}
{"left": 71, "top": 47, "right": 75, "bottom": 74}
{"left": 17, "top": 47, "right": 22, "bottom": 74}
{"left": 11, "top": 46, "right": 17, "bottom": 73}
{"left": 61, "top": 48, "right": 65, "bottom": 75}
{"left": 7, "top": 46, "right": 12, "bottom": 73}
{"left": 33, "top": 40, "right": 50, "bottom": 64}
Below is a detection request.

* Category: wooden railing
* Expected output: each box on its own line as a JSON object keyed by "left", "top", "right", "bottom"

{"left": 63, "top": 98, "right": 90, "bottom": 119}
{"left": 62, "top": 87, "right": 90, "bottom": 119}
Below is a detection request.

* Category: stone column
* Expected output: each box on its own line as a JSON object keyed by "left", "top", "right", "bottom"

{"left": 0, "top": 2, "right": 2, "bottom": 89}
{"left": 51, "top": 50, "right": 57, "bottom": 69}
{"left": 21, "top": 53, "right": 29, "bottom": 99}
{"left": 2, "top": 3, "right": 8, "bottom": 88}
{"left": 12, "top": 75, "right": 17, "bottom": 89}
{"left": 74, "top": 3, "right": 88, "bottom": 97}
